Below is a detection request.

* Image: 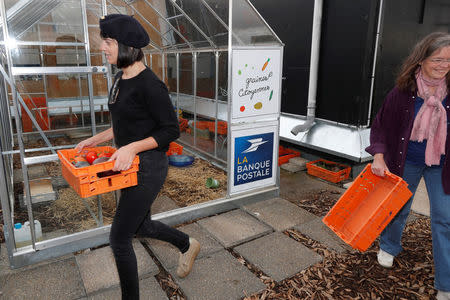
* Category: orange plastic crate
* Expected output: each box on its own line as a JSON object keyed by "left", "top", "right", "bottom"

{"left": 166, "top": 142, "right": 183, "bottom": 156}
{"left": 306, "top": 159, "right": 351, "bottom": 183}
{"left": 207, "top": 121, "right": 228, "bottom": 135}
{"left": 322, "top": 164, "right": 412, "bottom": 251}
{"left": 278, "top": 146, "right": 301, "bottom": 165}
{"left": 57, "top": 146, "right": 139, "bottom": 198}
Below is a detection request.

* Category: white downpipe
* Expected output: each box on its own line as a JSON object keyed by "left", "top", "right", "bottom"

{"left": 291, "top": 0, "right": 323, "bottom": 135}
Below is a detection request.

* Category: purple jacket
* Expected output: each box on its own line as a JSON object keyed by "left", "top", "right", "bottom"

{"left": 365, "top": 87, "right": 450, "bottom": 194}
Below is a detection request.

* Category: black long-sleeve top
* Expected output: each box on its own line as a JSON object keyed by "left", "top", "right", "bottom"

{"left": 108, "top": 67, "right": 180, "bottom": 152}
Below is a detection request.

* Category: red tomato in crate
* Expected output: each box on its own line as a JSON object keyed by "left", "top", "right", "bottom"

{"left": 85, "top": 151, "right": 98, "bottom": 165}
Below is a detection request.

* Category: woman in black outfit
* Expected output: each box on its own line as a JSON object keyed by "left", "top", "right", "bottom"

{"left": 76, "top": 14, "right": 200, "bottom": 300}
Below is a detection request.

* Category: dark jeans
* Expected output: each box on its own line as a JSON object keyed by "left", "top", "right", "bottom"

{"left": 109, "top": 150, "right": 190, "bottom": 300}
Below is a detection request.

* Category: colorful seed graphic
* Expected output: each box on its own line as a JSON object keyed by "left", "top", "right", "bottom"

{"left": 269, "top": 90, "right": 273, "bottom": 100}
{"left": 238, "top": 70, "right": 242, "bottom": 75}
{"left": 254, "top": 102, "right": 263, "bottom": 109}
{"left": 240, "top": 106, "right": 245, "bottom": 112}
{"left": 262, "top": 58, "right": 270, "bottom": 71}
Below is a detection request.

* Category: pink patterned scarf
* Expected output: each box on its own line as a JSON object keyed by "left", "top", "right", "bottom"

{"left": 410, "top": 69, "right": 448, "bottom": 166}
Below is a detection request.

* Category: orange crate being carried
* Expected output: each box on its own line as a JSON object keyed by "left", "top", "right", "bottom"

{"left": 306, "top": 159, "right": 351, "bottom": 183}
{"left": 322, "top": 164, "right": 412, "bottom": 251}
{"left": 57, "top": 146, "right": 139, "bottom": 198}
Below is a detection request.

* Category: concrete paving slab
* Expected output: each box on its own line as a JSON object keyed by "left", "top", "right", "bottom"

{"left": 0, "top": 243, "right": 74, "bottom": 277}
{"left": 171, "top": 250, "right": 265, "bottom": 300}
{"left": 13, "top": 165, "right": 48, "bottom": 183}
{"left": 87, "top": 276, "right": 168, "bottom": 300}
{"left": 294, "top": 218, "right": 350, "bottom": 253}
{"left": 197, "top": 209, "right": 273, "bottom": 248}
{"left": 144, "top": 222, "right": 223, "bottom": 270}
{"left": 411, "top": 178, "right": 430, "bottom": 217}
{"left": 76, "top": 240, "right": 158, "bottom": 295}
{"left": 234, "top": 232, "right": 322, "bottom": 282}
{"left": 0, "top": 257, "right": 85, "bottom": 299}
{"left": 280, "top": 162, "right": 303, "bottom": 173}
{"left": 242, "top": 197, "right": 317, "bottom": 231}
{"left": 280, "top": 170, "right": 344, "bottom": 202}
{"left": 151, "top": 195, "right": 180, "bottom": 215}
{"left": 288, "top": 157, "right": 308, "bottom": 170}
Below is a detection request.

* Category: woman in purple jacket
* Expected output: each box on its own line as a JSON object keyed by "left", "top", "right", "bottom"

{"left": 366, "top": 32, "right": 450, "bottom": 299}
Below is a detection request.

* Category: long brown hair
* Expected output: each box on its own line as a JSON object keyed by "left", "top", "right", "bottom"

{"left": 396, "top": 32, "right": 450, "bottom": 92}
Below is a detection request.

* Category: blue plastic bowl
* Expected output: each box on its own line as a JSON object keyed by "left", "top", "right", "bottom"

{"left": 168, "top": 155, "right": 194, "bottom": 167}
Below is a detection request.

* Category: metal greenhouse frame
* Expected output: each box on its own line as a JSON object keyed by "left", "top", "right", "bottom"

{"left": 0, "top": 0, "right": 283, "bottom": 268}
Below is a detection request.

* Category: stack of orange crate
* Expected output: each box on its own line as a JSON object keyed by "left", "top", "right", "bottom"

{"left": 58, "top": 146, "right": 139, "bottom": 198}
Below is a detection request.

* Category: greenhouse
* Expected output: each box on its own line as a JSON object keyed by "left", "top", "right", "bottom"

{"left": 0, "top": 0, "right": 283, "bottom": 268}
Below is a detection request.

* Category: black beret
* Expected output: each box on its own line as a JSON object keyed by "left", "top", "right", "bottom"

{"left": 99, "top": 14, "right": 149, "bottom": 48}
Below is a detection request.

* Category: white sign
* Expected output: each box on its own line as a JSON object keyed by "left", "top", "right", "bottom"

{"left": 231, "top": 49, "right": 281, "bottom": 119}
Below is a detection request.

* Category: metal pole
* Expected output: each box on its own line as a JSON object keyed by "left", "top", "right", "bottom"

{"left": 162, "top": 52, "right": 165, "bottom": 82}
{"left": 366, "top": 0, "right": 384, "bottom": 127}
{"left": 226, "top": 0, "right": 233, "bottom": 197}
{"left": 101, "top": 0, "right": 112, "bottom": 92}
{"left": 0, "top": 0, "right": 37, "bottom": 249}
{"left": 37, "top": 22, "right": 50, "bottom": 130}
{"left": 81, "top": 0, "right": 97, "bottom": 135}
{"left": 0, "top": 139, "right": 16, "bottom": 262}
{"left": 176, "top": 53, "right": 180, "bottom": 125}
{"left": 75, "top": 31, "right": 85, "bottom": 127}
{"left": 193, "top": 52, "right": 197, "bottom": 148}
{"left": 214, "top": 51, "right": 219, "bottom": 157}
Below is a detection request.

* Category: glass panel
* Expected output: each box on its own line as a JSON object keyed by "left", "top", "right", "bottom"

{"left": 165, "top": 1, "right": 211, "bottom": 48}
{"left": 218, "top": 51, "right": 228, "bottom": 102}
{"left": 231, "top": 0, "right": 279, "bottom": 46}
{"left": 124, "top": 2, "right": 172, "bottom": 50}
{"left": 202, "top": 0, "right": 229, "bottom": 28}
{"left": 177, "top": 53, "right": 194, "bottom": 146}
{"left": 14, "top": 72, "right": 109, "bottom": 132}
{"left": 165, "top": 0, "right": 228, "bottom": 48}
{"left": 194, "top": 52, "right": 215, "bottom": 155}
{"left": 10, "top": 1, "right": 84, "bottom": 43}
{"left": 166, "top": 53, "right": 177, "bottom": 94}
{"left": 217, "top": 51, "right": 228, "bottom": 161}
{"left": 10, "top": 46, "right": 42, "bottom": 67}
{"left": 196, "top": 52, "right": 215, "bottom": 99}
{"left": 179, "top": 53, "right": 193, "bottom": 95}
{"left": 151, "top": 53, "right": 163, "bottom": 81}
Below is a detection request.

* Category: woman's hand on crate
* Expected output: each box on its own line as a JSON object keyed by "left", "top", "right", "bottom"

{"left": 109, "top": 144, "right": 137, "bottom": 171}
{"left": 75, "top": 128, "right": 114, "bottom": 152}
{"left": 75, "top": 137, "right": 97, "bottom": 152}
{"left": 372, "top": 153, "right": 389, "bottom": 177}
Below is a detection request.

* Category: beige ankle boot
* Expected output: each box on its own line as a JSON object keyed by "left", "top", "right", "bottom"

{"left": 177, "top": 238, "right": 200, "bottom": 278}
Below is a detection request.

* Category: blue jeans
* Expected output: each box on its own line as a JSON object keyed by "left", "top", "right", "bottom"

{"left": 379, "top": 162, "right": 450, "bottom": 291}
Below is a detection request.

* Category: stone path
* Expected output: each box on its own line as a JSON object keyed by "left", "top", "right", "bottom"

{"left": 1, "top": 196, "right": 341, "bottom": 299}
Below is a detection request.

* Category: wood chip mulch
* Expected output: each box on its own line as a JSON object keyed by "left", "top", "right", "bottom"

{"left": 244, "top": 218, "right": 435, "bottom": 300}
{"left": 160, "top": 157, "right": 227, "bottom": 206}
